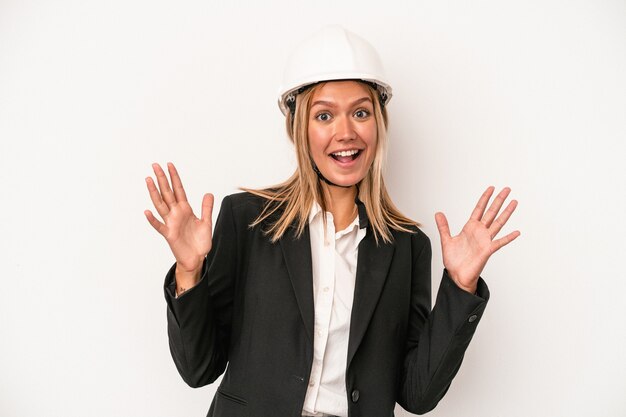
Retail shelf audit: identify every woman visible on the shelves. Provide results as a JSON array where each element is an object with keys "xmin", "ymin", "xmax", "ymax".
[{"xmin": 145, "ymin": 26, "xmax": 519, "ymax": 417}]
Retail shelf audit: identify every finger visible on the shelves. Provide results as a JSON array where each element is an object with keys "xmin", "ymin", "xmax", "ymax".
[
  {"xmin": 482, "ymin": 187, "xmax": 512, "ymax": 227},
  {"xmin": 489, "ymin": 199, "xmax": 518, "ymax": 238},
  {"xmin": 152, "ymin": 163, "xmax": 176, "ymax": 206},
  {"xmin": 491, "ymin": 230, "xmax": 521, "ymax": 252},
  {"xmin": 469, "ymin": 186, "xmax": 495, "ymax": 221},
  {"xmin": 201, "ymin": 193, "xmax": 214, "ymax": 225},
  {"xmin": 144, "ymin": 209, "xmax": 168, "ymax": 236},
  {"xmin": 145, "ymin": 176, "xmax": 170, "ymax": 218},
  {"xmin": 435, "ymin": 212, "xmax": 452, "ymax": 243},
  {"xmin": 167, "ymin": 162, "xmax": 189, "ymax": 203}
]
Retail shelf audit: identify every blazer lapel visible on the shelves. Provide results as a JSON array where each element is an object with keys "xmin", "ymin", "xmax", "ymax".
[
  {"xmin": 347, "ymin": 231, "xmax": 395, "ymax": 369},
  {"xmin": 279, "ymin": 224, "xmax": 315, "ymax": 344}
]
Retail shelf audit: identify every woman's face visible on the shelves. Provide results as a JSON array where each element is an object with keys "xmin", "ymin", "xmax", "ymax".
[{"xmin": 307, "ymin": 80, "xmax": 377, "ymax": 187}]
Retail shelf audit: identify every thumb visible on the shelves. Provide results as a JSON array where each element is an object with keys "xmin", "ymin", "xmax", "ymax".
[
  {"xmin": 201, "ymin": 193, "xmax": 215, "ymax": 226},
  {"xmin": 435, "ymin": 212, "xmax": 451, "ymax": 242}
]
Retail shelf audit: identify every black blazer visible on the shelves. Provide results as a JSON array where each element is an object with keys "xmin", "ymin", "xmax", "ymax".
[{"xmin": 163, "ymin": 192, "xmax": 489, "ymax": 417}]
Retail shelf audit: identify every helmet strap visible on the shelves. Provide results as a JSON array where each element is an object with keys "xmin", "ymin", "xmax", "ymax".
[{"xmin": 312, "ymin": 163, "xmax": 352, "ymax": 189}]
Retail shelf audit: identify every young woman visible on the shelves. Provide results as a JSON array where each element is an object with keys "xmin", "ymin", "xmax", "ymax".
[{"xmin": 145, "ymin": 26, "xmax": 519, "ymax": 417}]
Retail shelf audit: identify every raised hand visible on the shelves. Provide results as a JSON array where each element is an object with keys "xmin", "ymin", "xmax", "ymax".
[
  {"xmin": 435, "ymin": 186, "xmax": 520, "ymax": 294},
  {"xmin": 144, "ymin": 162, "xmax": 214, "ymax": 287}
]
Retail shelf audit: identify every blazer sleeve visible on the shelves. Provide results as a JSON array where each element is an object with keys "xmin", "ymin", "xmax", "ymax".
[
  {"xmin": 397, "ymin": 231, "xmax": 490, "ymax": 414},
  {"xmin": 163, "ymin": 195, "xmax": 238, "ymax": 388}
]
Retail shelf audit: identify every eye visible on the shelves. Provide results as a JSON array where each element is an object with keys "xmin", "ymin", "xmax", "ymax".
[
  {"xmin": 315, "ymin": 112, "xmax": 332, "ymax": 122},
  {"xmin": 354, "ymin": 109, "xmax": 371, "ymax": 119}
]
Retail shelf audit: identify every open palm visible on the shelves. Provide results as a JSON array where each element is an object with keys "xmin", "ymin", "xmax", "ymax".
[
  {"xmin": 435, "ymin": 186, "xmax": 520, "ymax": 293},
  {"xmin": 144, "ymin": 162, "xmax": 214, "ymax": 274}
]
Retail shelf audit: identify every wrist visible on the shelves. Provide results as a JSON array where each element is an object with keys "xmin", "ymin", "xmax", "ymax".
[
  {"xmin": 456, "ymin": 281, "xmax": 478, "ymax": 294},
  {"xmin": 175, "ymin": 264, "xmax": 202, "ymax": 292},
  {"xmin": 446, "ymin": 269, "xmax": 478, "ymax": 294}
]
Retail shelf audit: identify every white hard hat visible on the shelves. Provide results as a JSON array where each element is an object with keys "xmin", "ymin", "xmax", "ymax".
[{"xmin": 277, "ymin": 25, "xmax": 393, "ymax": 116}]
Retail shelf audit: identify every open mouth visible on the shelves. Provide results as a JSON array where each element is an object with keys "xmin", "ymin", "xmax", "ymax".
[{"xmin": 329, "ymin": 149, "xmax": 362, "ymax": 163}]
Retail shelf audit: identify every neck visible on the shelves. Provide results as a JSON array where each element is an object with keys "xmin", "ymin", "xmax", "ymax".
[{"xmin": 321, "ymin": 182, "xmax": 358, "ymax": 231}]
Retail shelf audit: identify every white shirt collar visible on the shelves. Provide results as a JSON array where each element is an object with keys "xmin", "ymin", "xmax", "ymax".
[
  {"xmin": 308, "ymin": 200, "xmax": 324, "ymax": 225},
  {"xmin": 308, "ymin": 200, "xmax": 361, "ymax": 236}
]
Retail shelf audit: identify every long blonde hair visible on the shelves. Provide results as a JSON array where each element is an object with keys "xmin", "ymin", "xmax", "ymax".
[{"xmin": 242, "ymin": 81, "xmax": 419, "ymax": 244}]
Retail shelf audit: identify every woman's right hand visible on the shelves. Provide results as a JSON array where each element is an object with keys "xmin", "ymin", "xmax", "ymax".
[{"xmin": 144, "ymin": 162, "xmax": 214, "ymax": 287}]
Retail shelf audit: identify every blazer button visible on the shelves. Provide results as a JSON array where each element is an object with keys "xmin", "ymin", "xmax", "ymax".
[
  {"xmin": 351, "ymin": 389, "xmax": 360, "ymax": 403},
  {"xmin": 468, "ymin": 314, "xmax": 478, "ymax": 323}
]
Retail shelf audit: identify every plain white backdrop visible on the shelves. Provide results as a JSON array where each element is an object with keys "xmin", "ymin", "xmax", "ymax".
[{"xmin": 1, "ymin": 1, "xmax": 625, "ymax": 416}]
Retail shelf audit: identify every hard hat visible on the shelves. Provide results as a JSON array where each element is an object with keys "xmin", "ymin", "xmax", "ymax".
[{"xmin": 277, "ymin": 25, "xmax": 393, "ymax": 116}]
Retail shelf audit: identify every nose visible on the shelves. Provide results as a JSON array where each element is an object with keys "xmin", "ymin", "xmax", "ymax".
[{"xmin": 334, "ymin": 115, "xmax": 356, "ymax": 141}]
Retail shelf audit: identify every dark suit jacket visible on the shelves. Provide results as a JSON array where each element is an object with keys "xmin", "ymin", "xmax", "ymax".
[{"xmin": 163, "ymin": 192, "xmax": 489, "ymax": 417}]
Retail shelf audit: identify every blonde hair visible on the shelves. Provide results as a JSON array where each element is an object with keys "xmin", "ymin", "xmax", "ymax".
[{"xmin": 242, "ymin": 81, "xmax": 419, "ymax": 244}]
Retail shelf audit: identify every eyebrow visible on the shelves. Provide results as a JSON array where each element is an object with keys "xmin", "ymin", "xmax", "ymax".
[{"xmin": 311, "ymin": 96, "xmax": 372, "ymax": 108}]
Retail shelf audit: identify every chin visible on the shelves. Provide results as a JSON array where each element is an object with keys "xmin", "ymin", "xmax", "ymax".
[{"xmin": 322, "ymin": 172, "xmax": 365, "ymax": 188}]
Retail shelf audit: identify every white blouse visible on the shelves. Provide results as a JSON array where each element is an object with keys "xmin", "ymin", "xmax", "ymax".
[{"xmin": 301, "ymin": 201, "xmax": 367, "ymax": 417}]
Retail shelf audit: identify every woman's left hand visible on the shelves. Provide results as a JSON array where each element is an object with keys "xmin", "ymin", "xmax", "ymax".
[{"xmin": 435, "ymin": 186, "xmax": 520, "ymax": 294}]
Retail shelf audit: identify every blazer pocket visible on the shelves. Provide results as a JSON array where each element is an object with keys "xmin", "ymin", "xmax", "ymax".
[{"xmin": 216, "ymin": 386, "xmax": 248, "ymax": 407}]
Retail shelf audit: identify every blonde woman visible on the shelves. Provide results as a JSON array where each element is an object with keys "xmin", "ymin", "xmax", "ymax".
[{"xmin": 145, "ymin": 26, "xmax": 519, "ymax": 417}]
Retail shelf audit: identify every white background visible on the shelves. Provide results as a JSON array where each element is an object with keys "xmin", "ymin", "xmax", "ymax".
[{"xmin": 1, "ymin": 1, "xmax": 625, "ymax": 416}]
